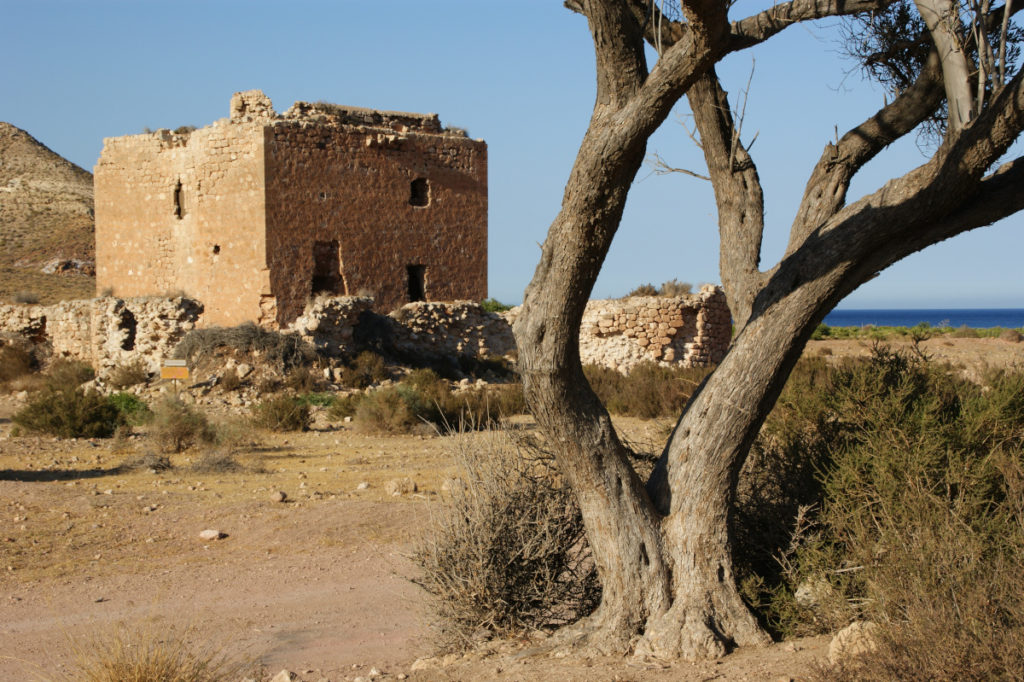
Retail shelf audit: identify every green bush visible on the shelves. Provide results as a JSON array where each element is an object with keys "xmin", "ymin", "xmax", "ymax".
[
  {"xmin": 13, "ymin": 387, "xmax": 122, "ymax": 438},
  {"xmin": 480, "ymin": 297, "xmax": 513, "ymax": 313},
  {"xmin": 250, "ymin": 395, "xmax": 311, "ymax": 432},
  {"xmin": 108, "ymin": 392, "xmax": 152, "ymax": 425},
  {"xmin": 735, "ymin": 349, "xmax": 1024, "ymax": 679},
  {"xmin": 150, "ymin": 397, "xmax": 217, "ymax": 453}
]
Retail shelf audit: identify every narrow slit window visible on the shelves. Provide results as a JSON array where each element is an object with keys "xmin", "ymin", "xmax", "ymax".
[
  {"xmin": 409, "ymin": 178, "xmax": 429, "ymax": 207},
  {"xmin": 407, "ymin": 264, "xmax": 426, "ymax": 302},
  {"xmin": 173, "ymin": 180, "xmax": 184, "ymax": 219}
]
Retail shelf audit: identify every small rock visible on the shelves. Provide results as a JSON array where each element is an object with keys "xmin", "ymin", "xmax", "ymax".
[
  {"xmin": 198, "ymin": 529, "xmax": 225, "ymax": 541},
  {"xmin": 236, "ymin": 363, "xmax": 253, "ymax": 379},
  {"xmin": 356, "ymin": 481, "xmax": 370, "ymax": 490},
  {"xmin": 368, "ymin": 667, "xmax": 382, "ymax": 678},
  {"xmin": 271, "ymin": 490, "xmax": 287, "ymax": 503},
  {"xmin": 385, "ymin": 477, "xmax": 417, "ymax": 496},
  {"xmin": 270, "ymin": 670, "xmax": 295, "ymax": 682},
  {"xmin": 828, "ymin": 620, "xmax": 880, "ymax": 665}
]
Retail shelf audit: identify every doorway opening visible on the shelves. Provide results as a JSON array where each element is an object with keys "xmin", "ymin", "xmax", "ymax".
[
  {"xmin": 312, "ymin": 241, "xmax": 343, "ymax": 295},
  {"xmin": 407, "ymin": 264, "xmax": 426, "ymax": 302}
]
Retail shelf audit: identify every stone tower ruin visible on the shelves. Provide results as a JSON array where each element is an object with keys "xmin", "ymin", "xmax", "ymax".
[{"xmin": 94, "ymin": 90, "xmax": 487, "ymax": 327}]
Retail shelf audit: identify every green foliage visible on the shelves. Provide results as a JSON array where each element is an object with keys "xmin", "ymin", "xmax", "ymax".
[
  {"xmin": 735, "ymin": 349, "xmax": 1024, "ymax": 678},
  {"xmin": 250, "ymin": 395, "xmax": 311, "ymax": 432},
  {"xmin": 415, "ymin": 430, "xmax": 599, "ymax": 649},
  {"xmin": 294, "ymin": 392, "xmax": 335, "ymax": 407},
  {"xmin": 150, "ymin": 397, "xmax": 217, "ymax": 453},
  {"xmin": 584, "ymin": 362, "xmax": 711, "ymax": 419},
  {"xmin": 107, "ymin": 392, "xmax": 151, "ymax": 425},
  {"xmin": 480, "ymin": 297, "xmax": 513, "ymax": 313},
  {"xmin": 13, "ymin": 387, "xmax": 122, "ymax": 438}
]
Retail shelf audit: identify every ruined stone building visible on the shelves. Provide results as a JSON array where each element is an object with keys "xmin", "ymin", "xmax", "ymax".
[{"xmin": 94, "ymin": 90, "xmax": 487, "ymax": 327}]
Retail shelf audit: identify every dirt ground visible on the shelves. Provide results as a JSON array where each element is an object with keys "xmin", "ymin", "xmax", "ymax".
[{"xmin": 1, "ymin": 335, "xmax": 1021, "ymax": 681}]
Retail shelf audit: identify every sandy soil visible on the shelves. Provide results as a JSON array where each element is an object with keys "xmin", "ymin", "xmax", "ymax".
[{"xmin": 2, "ymin": 335, "xmax": 1020, "ymax": 681}]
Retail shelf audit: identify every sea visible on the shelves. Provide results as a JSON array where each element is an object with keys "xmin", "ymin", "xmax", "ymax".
[{"xmin": 824, "ymin": 308, "xmax": 1024, "ymax": 329}]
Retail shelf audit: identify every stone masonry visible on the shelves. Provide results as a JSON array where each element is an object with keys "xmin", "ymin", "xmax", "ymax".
[
  {"xmin": 0, "ymin": 286, "xmax": 730, "ymax": 379},
  {"xmin": 94, "ymin": 90, "xmax": 487, "ymax": 328}
]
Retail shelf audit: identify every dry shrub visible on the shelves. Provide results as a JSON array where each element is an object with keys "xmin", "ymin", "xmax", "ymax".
[
  {"xmin": 348, "ymin": 370, "xmax": 526, "ymax": 433},
  {"xmin": 584, "ymin": 362, "xmax": 711, "ymax": 419},
  {"xmin": 45, "ymin": 358, "xmax": 95, "ymax": 389},
  {"xmin": 415, "ymin": 429, "xmax": 599, "ymax": 649},
  {"xmin": 338, "ymin": 350, "xmax": 390, "ymax": 388},
  {"xmin": 0, "ymin": 343, "xmax": 36, "ymax": 384},
  {"xmin": 150, "ymin": 397, "xmax": 217, "ymax": 453},
  {"xmin": 284, "ymin": 365, "xmax": 322, "ymax": 393},
  {"xmin": 658, "ymin": 278, "xmax": 692, "ymax": 297},
  {"xmin": 51, "ymin": 622, "xmax": 252, "ymax": 682},
  {"xmin": 217, "ymin": 368, "xmax": 241, "ymax": 392},
  {"xmin": 737, "ymin": 349, "xmax": 1024, "ymax": 679},
  {"xmin": 174, "ymin": 322, "xmax": 315, "ymax": 372},
  {"xmin": 250, "ymin": 395, "xmax": 311, "ymax": 432},
  {"xmin": 13, "ymin": 291, "xmax": 39, "ymax": 304},
  {"xmin": 1000, "ymin": 327, "xmax": 1022, "ymax": 343},
  {"xmin": 625, "ymin": 282, "xmax": 658, "ymax": 297},
  {"xmin": 106, "ymin": 359, "xmax": 150, "ymax": 389},
  {"xmin": 951, "ymin": 323, "xmax": 979, "ymax": 338}
]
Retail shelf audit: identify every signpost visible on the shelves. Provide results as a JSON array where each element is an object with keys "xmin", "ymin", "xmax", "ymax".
[{"xmin": 161, "ymin": 358, "xmax": 189, "ymax": 396}]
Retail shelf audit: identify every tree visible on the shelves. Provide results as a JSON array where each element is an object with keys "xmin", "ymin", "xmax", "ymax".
[{"xmin": 512, "ymin": 0, "xmax": 1024, "ymax": 661}]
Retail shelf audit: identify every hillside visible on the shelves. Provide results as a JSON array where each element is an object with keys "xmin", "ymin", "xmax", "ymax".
[{"xmin": 0, "ymin": 122, "xmax": 95, "ymax": 302}]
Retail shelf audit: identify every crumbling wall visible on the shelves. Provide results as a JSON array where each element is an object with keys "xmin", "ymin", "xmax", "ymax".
[
  {"xmin": 0, "ymin": 297, "xmax": 202, "ymax": 376},
  {"xmin": 388, "ymin": 301, "xmax": 516, "ymax": 359},
  {"xmin": 289, "ymin": 296, "xmax": 375, "ymax": 357}
]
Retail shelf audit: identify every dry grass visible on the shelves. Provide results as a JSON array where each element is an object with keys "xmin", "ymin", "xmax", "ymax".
[{"xmin": 45, "ymin": 622, "xmax": 255, "ymax": 682}]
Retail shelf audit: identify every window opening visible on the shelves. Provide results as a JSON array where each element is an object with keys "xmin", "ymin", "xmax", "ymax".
[
  {"xmin": 119, "ymin": 309, "xmax": 137, "ymax": 351},
  {"xmin": 173, "ymin": 180, "xmax": 184, "ymax": 219},
  {"xmin": 212, "ymin": 244, "xmax": 220, "ymax": 255},
  {"xmin": 312, "ymin": 240, "xmax": 343, "ymax": 295},
  {"xmin": 407, "ymin": 264, "xmax": 426, "ymax": 302},
  {"xmin": 409, "ymin": 178, "xmax": 430, "ymax": 207}
]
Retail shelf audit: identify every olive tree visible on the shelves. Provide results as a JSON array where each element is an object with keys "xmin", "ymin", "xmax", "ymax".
[{"xmin": 512, "ymin": 0, "xmax": 1024, "ymax": 660}]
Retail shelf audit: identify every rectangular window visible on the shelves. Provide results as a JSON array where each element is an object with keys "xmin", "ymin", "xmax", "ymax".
[{"xmin": 407, "ymin": 264, "xmax": 426, "ymax": 302}]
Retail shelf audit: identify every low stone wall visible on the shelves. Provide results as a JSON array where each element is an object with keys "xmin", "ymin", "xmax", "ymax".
[
  {"xmin": 0, "ymin": 296, "xmax": 203, "ymax": 376},
  {"xmin": 0, "ymin": 287, "xmax": 731, "ymax": 377},
  {"xmin": 578, "ymin": 285, "xmax": 731, "ymax": 373}
]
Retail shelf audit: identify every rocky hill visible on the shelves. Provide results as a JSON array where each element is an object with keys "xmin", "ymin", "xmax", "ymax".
[{"xmin": 0, "ymin": 122, "xmax": 95, "ymax": 302}]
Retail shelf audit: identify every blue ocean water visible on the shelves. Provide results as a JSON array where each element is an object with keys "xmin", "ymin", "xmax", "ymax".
[{"xmin": 824, "ymin": 309, "xmax": 1024, "ymax": 329}]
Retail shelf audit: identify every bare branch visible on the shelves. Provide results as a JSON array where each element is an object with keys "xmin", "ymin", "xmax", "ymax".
[
  {"xmin": 786, "ymin": 48, "xmax": 946, "ymax": 253},
  {"xmin": 730, "ymin": 0, "xmax": 893, "ymax": 51},
  {"xmin": 914, "ymin": 0, "xmax": 974, "ymax": 130},
  {"xmin": 647, "ymin": 151, "xmax": 712, "ymax": 180}
]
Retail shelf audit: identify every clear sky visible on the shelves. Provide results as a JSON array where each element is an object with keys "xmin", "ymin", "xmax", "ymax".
[{"xmin": 2, "ymin": 0, "xmax": 1022, "ymax": 309}]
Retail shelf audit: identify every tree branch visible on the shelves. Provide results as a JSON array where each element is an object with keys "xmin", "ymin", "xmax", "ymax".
[
  {"xmin": 730, "ymin": 0, "xmax": 892, "ymax": 51},
  {"xmin": 688, "ymin": 70, "xmax": 767, "ymax": 327},
  {"xmin": 786, "ymin": 48, "xmax": 946, "ymax": 253}
]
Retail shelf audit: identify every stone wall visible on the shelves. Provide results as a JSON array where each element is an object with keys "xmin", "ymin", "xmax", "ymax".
[
  {"xmin": 577, "ymin": 285, "xmax": 731, "ymax": 373},
  {"xmin": 0, "ymin": 297, "xmax": 202, "ymax": 376},
  {"xmin": 0, "ymin": 287, "xmax": 731, "ymax": 378}
]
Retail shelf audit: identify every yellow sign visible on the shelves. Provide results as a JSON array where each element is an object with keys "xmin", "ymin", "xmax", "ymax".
[{"xmin": 161, "ymin": 359, "xmax": 189, "ymax": 380}]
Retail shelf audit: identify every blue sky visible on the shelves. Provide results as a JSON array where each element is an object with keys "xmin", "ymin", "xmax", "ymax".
[{"xmin": 3, "ymin": 0, "xmax": 1022, "ymax": 309}]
